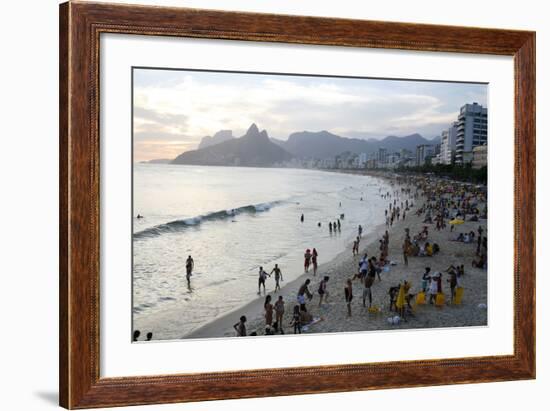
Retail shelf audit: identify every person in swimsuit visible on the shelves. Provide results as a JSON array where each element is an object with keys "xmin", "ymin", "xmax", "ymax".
[
  {"xmin": 345, "ymin": 279, "xmax": 353, "ymax": 317},
  {"xmin": 318, "ymin": 276, "xmax": 329, "ymax": 306},
  {"xmin": 185, "ymin": 255, "xmax": 194, "ymax": 283},
  {"xmin": 270, "ymin": 264, "xmax": 283, "ymax": 291},
  {"xmin": 312, "ymin": 248, "xmax": 319, "ymax": 276},
  {"xmin": 304, "ymin": 249, "xmax": 312, "ymax": 273},
  {"xmin": 274, "ymin": 296, "xmax": 285, "ymax": 334},
  {"xmin": 233, "ymin": 315, "xmax": 247, "ymax": 337},
  {"xmin": 258, "ymin": 266, "xmax": 270, "ymax": 295},
  {"xmin": 300, "ymin": 213, "xmax": 304, "ymax": 223},
  {"xmin": 362, "ymin": 258, "xmax": 376, "ymax": 308},
  {"xmin": 264, "ymin": 295, "xmax": 274, "ymax": 329},
  {"xmin": 297, "ymin": 279, "xmax": 313, "ymax": 312}
]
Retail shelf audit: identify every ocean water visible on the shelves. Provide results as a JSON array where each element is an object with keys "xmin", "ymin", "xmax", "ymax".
[{"xmin": 133, "ymin": 164, "xmax": 389, "ymax": 339}]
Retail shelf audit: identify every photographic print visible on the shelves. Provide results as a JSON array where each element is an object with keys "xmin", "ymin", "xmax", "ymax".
[{"xmin": 131, "ymin": 68, "xmax": 488, "ymax": 342}]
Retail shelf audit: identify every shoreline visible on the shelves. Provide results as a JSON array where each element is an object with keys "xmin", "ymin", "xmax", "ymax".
[{"xmin": 186, "ymin": 220, "xmax": 388, "ymax": 339}]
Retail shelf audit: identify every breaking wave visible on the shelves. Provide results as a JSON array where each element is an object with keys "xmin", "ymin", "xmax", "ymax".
[{"xmin": 133, "ymin": 201, "xmax": 283, "ymax": 240}]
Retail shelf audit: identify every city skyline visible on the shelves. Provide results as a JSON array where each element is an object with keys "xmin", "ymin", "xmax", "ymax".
[{"xmin": 133, "ymin": 68, "xmax": 487, "ymax": 162}]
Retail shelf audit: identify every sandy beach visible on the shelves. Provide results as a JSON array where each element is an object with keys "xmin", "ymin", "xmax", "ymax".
[{"xmin": 187, "ymin": 174, "xmax": 488, "ymax": 339}]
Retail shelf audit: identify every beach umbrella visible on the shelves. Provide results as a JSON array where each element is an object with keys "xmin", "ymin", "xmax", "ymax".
[{"xmin": 449, "ymin": 219, "xmax": 465, "ymax": 225}]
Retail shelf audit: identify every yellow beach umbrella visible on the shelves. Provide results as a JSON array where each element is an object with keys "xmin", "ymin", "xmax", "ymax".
[{"xmin": 449, "ymin": 219, "xmax": 465, "ymax": 225}]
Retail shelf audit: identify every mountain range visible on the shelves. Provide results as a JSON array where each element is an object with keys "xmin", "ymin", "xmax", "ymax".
[
  {"xmin": 272, "ymin": 130, "xmax": 435, "ymax": 159},
  {"xmin": 170, "ymin": 125, "xmax": 439, "ymax": 167},
  {"xmin": 197, "ymin": 130, "xmax": 234, "ymax": 149}
]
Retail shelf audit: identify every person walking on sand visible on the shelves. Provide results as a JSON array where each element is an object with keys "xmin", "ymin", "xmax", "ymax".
[
  {"xmin": 297, "ymin": 279, "xmax": 313, "ymax": 312},
  {"xmin": 363, "ymin": 260, "xmax": 376, "ymax": 308},
  {"xmin": 312, "ymin": 248, "xmax": 319, "ymax": 276},
  {"xmin": 318, "ymin": 276, "xmax": 329, "ymax": 306},
  {"xmin": 270, "ymin": 264, "xmax": 283, "ymax": 291},
  {"xmin": 345, "ymin": 279, "xmax": 353, "ymax": 317},
  {"xmin": 233, "ymin": 315, "xmax": 247, "ymax": 337},
  {"xmin": 304, "ymin": 249, "xmax": 312, "ymax": 272},
  {"xmin": 274, "ymin": 296, "xmax": 285, "ymax": 334},
  {"xmin": 358, "ymin": 225, "xmax": 363, "ymax": 238},
  {"xmin": 352, "ymin": 239, "xmax": 359, "ymax": 256},
  {"xmin": 402, "ymin": 238, "xmax": 409, "ymax": 266},
  {"xmin": 258, "ymin": 266, "xmax": 270, "ymax": 295},
  {"xmin": 422, "ymin": 267, "xmax": 431, "ymax": 293},
  {"xmin": 264, "ymin": 295, "xmax": 274, "ymax": 329},
  {"xmin": 185, "ymin": 255, "xmax": 194, "ymax": 283}
]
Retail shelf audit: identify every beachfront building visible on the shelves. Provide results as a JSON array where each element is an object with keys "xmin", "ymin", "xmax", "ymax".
[
  {"xmin": 358, "ymin": 152, "xmax": 368, "ymax": 167},
  {"xmin": 377, "ymin": 147, "xmax": 388, "ymax": 165},
  {"xmin": 472, "ymin": 144, "xmax": 488, "ymax": 169},
  {"xmin": 416, "ymin": 144, "xmax": 435, "ymax": 166},
  {"xmin": 440, "ymin": 122, "xmax": 458, "ymax": 165},
  {"xmin": 455, "ymin": 102, "xmax": 488, "ymax": 164}
]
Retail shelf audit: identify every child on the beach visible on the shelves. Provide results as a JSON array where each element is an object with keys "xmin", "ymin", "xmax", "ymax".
[
  {"xmin": 290, "ymin": 305, "xmax": 302, "ymax": 334},
  {"xmin": 233, "ymin": 315, "xmax": 247, "ymax": 337},
  {"xmin": 318, "ymin": 276, "xmax": 329, "ymax": 306}
]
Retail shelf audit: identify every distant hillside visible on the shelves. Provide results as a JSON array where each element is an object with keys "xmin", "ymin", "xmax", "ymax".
[
  {"xmin": 198, "ymin": 130, "xmax": 234, "ymax": 149},
  {"xmin": 172, "ymin": 124, "xmax": 293, "ymax": 167},
  {"xmin": 275, "ymin": 131, "xmax": 432, "ymax": 159},
  {"xmin": 144, "ymin": 158, "xmax": 172, "ymax": 164}
]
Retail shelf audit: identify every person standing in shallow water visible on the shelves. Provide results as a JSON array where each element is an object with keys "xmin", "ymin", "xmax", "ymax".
[
  {"xmin": 312, "ymin": 248, "xmax": 319, "ymax": 276},
  {"xmin": 258, "ymin": 266, "xmax": 270, "ymax": 295},
  {"xmin": 185, "ymin": 255, "xmax": 194, "ymax": 283},
  {"xmin": 300, "ymin": 213, "xmax": 304, "ymax": 223},
  {"xmin": 270, "ymin": 264, "xmax": 283, "ymax": 291},
  {"xmin": 304, "ymin": 249, "xmax": 312, "ymax": 272}
]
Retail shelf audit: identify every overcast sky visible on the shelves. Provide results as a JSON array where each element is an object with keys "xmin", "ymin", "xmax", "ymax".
[{"xmin": 133, "ymin": 68, "xmax": 487, "ymax": 161}]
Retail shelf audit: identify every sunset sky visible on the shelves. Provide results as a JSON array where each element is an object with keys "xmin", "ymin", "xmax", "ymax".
[{"xmin": 133, "ymin": 68, "xmax": 487, "ymax": 162}]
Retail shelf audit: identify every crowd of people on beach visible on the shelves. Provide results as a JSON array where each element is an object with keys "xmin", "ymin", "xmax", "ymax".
[{"xmin": 226, "ymin": 173, "xmax": 488, "ymax": 337}]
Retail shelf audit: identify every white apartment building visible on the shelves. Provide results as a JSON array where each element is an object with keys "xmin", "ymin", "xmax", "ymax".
[
  {"xmin": 416, "ymin": 144, "xmax": 435, "ymax": 166},
  {"xmin": 455, "ymin": 102, "xmax": 488, "ymax": 164},
  {"xmin": 440, "ymin": 122, "xmax": 458, "ymax": 164}
]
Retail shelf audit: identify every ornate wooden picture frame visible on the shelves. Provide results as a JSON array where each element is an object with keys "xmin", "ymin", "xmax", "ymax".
[{"xmin": 59, "ymin": 1, "xmax": 535, "ymax": 408}]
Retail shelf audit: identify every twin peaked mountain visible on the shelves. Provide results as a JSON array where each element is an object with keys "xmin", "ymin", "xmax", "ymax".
[
  {"xmin": 173, "ymin": 124, "xmax": 292, "ymax": 167},
  {"xmin": 171, "ymin": 123, "xmax": 435, "ymax": 167}
]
